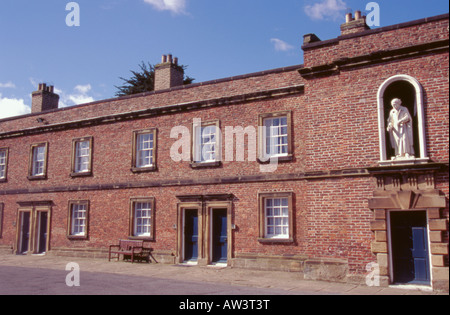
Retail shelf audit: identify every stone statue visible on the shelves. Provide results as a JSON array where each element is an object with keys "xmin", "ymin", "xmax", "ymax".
[{"xmin": 387, "ymin": 98, "xmax": 415, "ymax": 159}]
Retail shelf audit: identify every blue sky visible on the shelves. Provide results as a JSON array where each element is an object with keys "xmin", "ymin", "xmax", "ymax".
[{"xmin": 0, "ymin": 0, "xmax": 448, "ymax": 119}]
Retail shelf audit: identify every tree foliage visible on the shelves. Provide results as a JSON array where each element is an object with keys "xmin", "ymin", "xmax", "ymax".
[{"xmin": 115, "ymin": 61, "xmax": 194, "ymax": 97}]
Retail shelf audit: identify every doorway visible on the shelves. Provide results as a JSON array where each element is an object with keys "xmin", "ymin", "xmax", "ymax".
[
  {"xmin": 18, "ymin": 212, "xmax": 31, "ymax": 255},
  {"xmin": 211, "ymin": 209, "xmax": 228, "ymax": 263},
  {"xmin": 36, "ymin": 211, "xmax": 48, "ymax": 254},
  {"xmin": 390, "ymin": 211, "xmax": 431, "ymax": 285},
  {"xmin": 176, "ymin": 197, "xmax": 232, "ymax": 266},
  {"xmin": 184, "ymin": 209, "xmax": 199, "ymax": 262},
  {"xmin": 15, "ymin": 202, "xmax": 52, "ymax": 255}
]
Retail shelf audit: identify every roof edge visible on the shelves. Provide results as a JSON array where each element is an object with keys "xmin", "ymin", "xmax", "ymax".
[
  {"xmin": 0, "ymin": 64, "xmax": 303, "ymax": 124},
  {"xmin": 302, "ymin": 12, "xmax": 449, "ymax": 51}
]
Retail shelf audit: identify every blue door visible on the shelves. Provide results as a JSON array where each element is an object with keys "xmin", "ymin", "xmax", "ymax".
[
  {"xmin": 212, "ymin": 209, "xmax": 227, "ymax": 263},
  {"xmin": 391, "ymin": 211, "xmax": 430, "ymax": 285},
  {"xmin": 184, "ymin": 210, "xmax": 198, "ymax": 261},
  {"xmin": 37, "ymin": 212, "xmax": 48, "ymax": 254},
  {"xmin": 20, "ymin": 212, "xmax": 31, "ymax": 254}
]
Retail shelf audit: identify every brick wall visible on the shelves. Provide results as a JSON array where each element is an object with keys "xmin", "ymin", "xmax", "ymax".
[{"xmin": 303, "ymin": 14, "xmax": 449, "ymax": 68}]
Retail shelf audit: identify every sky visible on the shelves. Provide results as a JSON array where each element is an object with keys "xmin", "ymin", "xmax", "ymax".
[{"xmin": 0, "ymin": 0, "xmax": 448, "ymax": 119}]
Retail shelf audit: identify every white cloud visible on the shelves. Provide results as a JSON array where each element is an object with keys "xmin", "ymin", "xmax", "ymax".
[
  {"xmin": 304, "ymin": 0, "xmax": 347, "ymax": 21},
  {"xmin": 69, "ymin": 94, "xmax": 95, "ymax": 106},
  {"xmin": 143, "ymin": 0, "xmax": 187, "ymax": 14},
  {"xmin": 74, "ymin": 84, "xmax": 92, "ymax": 95},
  {"xmin": 270, "ymin": 38, "xmax": 295, "ymax": 52},
  {"xmin": 0, "ymin": 81, "xmax": 16, "ymax": 89},
  {"xmin": 0, "ymin": 93, "xmax": 30, "ymax": 119},
  {"xmin": 56, "ymin": 84, "xmax": 95, "ymax": 108}
]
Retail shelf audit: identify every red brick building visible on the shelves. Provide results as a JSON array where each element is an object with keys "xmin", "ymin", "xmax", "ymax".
[{"xmin": 1, "ymin": 12, "xmax": 448, "ymax": 291}]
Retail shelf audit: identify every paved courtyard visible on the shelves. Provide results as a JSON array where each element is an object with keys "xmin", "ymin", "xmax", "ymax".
[{"xmin": 0, "ymin": 254, "xmax": 443, "ymax": 296}]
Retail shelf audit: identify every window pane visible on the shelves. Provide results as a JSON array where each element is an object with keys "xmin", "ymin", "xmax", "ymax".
[
  {"xmin": 32, "ymin": 146, "xmax": 45, "ymax": 175},
  {"xmin": 0, "ymin": 150, "xmax": 5, "ymax": 178},
  {"xmin": 264, "ymin": 197, "xmax": 289, "ymax": 238},
  {"xmin": 263, "ymin": 116, "xmax": 289, "ymax": 158},
  {"xmin": 71, "ymin": 204, "xmax": 87, "ymax": 236},
  {"xmin": 134, "ymin": 201, "xmax": 152, "ymax": 236},
  {"xmin": 136, "ymin": 133, "xmax": 154, "ymax": 167},
  {"xmin": 74, "ymin": 141, "xmax": 91, "ymax": 173},
  {"xmin": 199, "ymin": 125, "xmax": 217, "ymax": 162}
]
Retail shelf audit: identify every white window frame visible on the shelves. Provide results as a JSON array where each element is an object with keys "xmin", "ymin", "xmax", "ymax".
[
  {"xmin": 131, "ymin": 129, "xmax": 157, "ymax": 172},
  {"xmin": 32, "ymin": 146, "xmax": 45, "ymax": 176},
  {"xmin": 75, "ymin": 141, "xmax": 90, "ymax": 173},
  {"xmin": 258, "ymin": 111, "xmax": 292, "ymax": 162},
  {"xmin": 264, "ymin": 197, "xmax": 290, "ymax": 239},
  {"xmin": 258, "ymin": 192, "xmax": 294, "ymax": 243},
  {"xmin": 67, "ymin": 200, "xmax": 89, "ymax": 239},
  {"xmin": 71, "ymin": 137, "xmax": 93, "ymax": 176},
  {"xmin": 28, "ymin": 143, "xmax": 48, "ymax": 179},
  {"xmin": 0, "ymin": 148, "xmax": 8, "ymax": 181},
  {"xmin": 136, "ymin": 133, "xmax": 155, "ymax": 168},
  {"xmin": 192, "ymin": 120, "xmax": 221, "ymax": 166},
  {"xmin": 262, "ymin": 116, "xmax": 289, "ymax": 159},
  {"xmin": 134, "ymin": 202, "xmax": 152, "ymax": 237},
  {"xmin": 71, "ymin": 204, "xmax": 87, "ymax": 236},
  {"xmin": 130, "ymin": 198, "xmax": 155, "ymax": 240}
]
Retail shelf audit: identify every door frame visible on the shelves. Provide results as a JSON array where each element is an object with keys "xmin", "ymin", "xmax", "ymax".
[
  {"xmin": 176, "ymin": 202, "xmax": 203, "ymax": 264},
  {"xmin": 183, "ymin": 208, "xmax": 200, "ymax": 263},
  {"xmin": 36, "ymin": 210, "xmax": 49, "ymax": 254},
  {"xmin": 205, "ymin": 201, "xmax": 232, "ymax": 266},
  {"xmin": 387, "ymin": 209, "xmax": 432, "ymax": 285},
  {"xmin": 17, "ymin": 209, "xmax": 32, "ymax": 255},
  {"xmin": 15, "ymin": 202, "xmax": 52, "ymax": 255}
]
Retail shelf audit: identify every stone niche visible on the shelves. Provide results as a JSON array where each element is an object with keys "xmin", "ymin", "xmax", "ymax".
[
  {"xmin": 377, "ymin": 75, "xmax": 429, "ymax": 166},
  {"xmin": 368, "ymin": 163, "xmax": 448, "ymax": 292}
]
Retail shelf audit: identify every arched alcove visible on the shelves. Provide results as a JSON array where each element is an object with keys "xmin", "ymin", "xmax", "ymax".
[{"xmin": 377, "ymin": 75, "xmax": 428, "ymax": 165}]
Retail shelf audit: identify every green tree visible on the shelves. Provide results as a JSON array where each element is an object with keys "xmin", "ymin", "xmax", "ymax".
[{"xmin": 115, "ymin": 61, "xmax": 194, "ymax": 97}]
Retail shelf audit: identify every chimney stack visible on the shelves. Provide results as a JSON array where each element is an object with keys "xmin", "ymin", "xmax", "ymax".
[
  {"xmin": 340, "ymin": 10, "xmax": 370, "ymax": 36},
  {"xmin": 31, "ymin": 83, "xmax": 59, "ymax": 113},
  {"xmin": 154, "ymin": 54, "xmax": 184, "ymax": 91}
]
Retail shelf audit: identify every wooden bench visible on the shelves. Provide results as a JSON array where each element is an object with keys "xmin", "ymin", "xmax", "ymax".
[{"xmin": 108, "ymin": 240, "xmax": 145, "ymax": 264}]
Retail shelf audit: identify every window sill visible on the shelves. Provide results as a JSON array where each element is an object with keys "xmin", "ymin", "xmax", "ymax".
[
  {"xmin": 67, "ymin": 235, "xmax": 88, "ymax": 240},
  {"xmin": 128, "ymin": 236, "xmax": 154, "ymax": 242},
  {"xmin": 190, "ymin": 161, "xmax": 222, "ymax": 169},
  {"xmin": 70, "ymin": 171, "xmax": 92, "ymax": 178},
  {"xmin": 131, "ymin": 166, "xmax": 157, "ymax": 173},
  {"xmin": 27, "ymin": 174, "xmax": 47, "ymax": 181},
  {"xmin": 258, "ymin": 237, "xmax": 294, "ymax": 244},
  {"xmin": 257, "ymin": 154, "xmax": 293, "ymax": 164},
  {"xmin": 0, "ymin": 178, "xmax": 6, "ymax": 183}
]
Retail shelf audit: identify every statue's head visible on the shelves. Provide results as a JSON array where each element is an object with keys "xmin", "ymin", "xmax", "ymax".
[{"xmin": 391, "ymin": 98, "xmax": 402, "ymax": 110}]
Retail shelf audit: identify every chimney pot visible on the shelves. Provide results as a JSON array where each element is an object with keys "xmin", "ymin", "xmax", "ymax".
[
  {"xmin": 167, "ymin": 54, "xmax": 173, "ymax": 63},
  {"xmin": 345, "ymin": 13, "xmax": 353, "ymax": 23},
  {"xmin": 162, "ymin": 55, "xmax": 167, "ymax": 63},
  {"xmin": 341, "ymin": 9, "xmax": 370, "ymax": 35}
]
